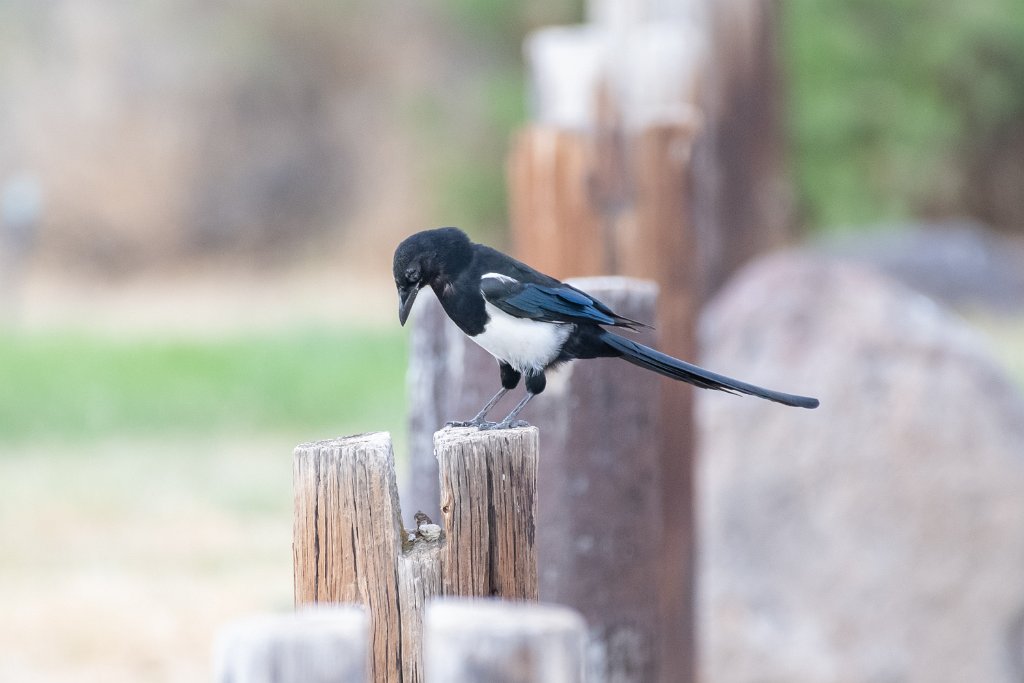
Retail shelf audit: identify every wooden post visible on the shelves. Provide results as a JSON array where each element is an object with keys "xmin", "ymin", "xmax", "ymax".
[
  {"xmin": 436, "ymin": 428, "xmax": 539, "ymax": 599},
  {"xmin": 213, "ymin": 607, "xmax": 368, "ymax": 683},
  {"xmin": 508, "ymin": 14, "xmax": 709, "ymax": 681},
  {"xmin": 293, "ymin": 433, "xmax": 407, "ymax": 681},
  {"xmin": 425, "ymin": 599, "xmax": 586, "ymax": 683},
  {"xmin": 532, "ymin": 278, "xmax": 666, "ymax": 681},
  {"xmin": 507, "ymin": 129, "xmax": 696, "ymax": 683},
  {"xmin": 293, "ymin": 428, "xmax": 539, "ymax": 683},
  {"xmin": 404, "ymin": 279, "xmax": 674, "ymax": 681},
  {"xmin": 695, "ymin": 0, "xmax": 794, "ymax": 296}
]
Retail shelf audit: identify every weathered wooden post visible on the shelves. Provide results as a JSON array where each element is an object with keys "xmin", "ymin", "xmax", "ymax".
[
  {"xmin": 425, "ymin": 599, "xmax": 586, "ymax": 683},
  {"xmin": 509, "ymin": 10, "xmax": 704, "ymax": 681},
  {"xmin": 213, "ymin": 607, "xmax": 368, "ymax": 683},
  {"xmin": 404, "ymin": 280, "xmax": 672, "ymax": 681},
  {"xmin": 293, "ymin": 427, "xmax": 538, "ymax": 683},
  {"xmin": 529, "ymin": 278, "xmax": 666, "ymax": 681}
]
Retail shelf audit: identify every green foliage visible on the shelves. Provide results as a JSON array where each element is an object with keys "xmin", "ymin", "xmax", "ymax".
[
  {"xmin": 0, "ymin": 328, "xmax": 406, "ymax": 445},
  {"xmin": 782, "ymin": 0, "xmax": 1024, "ymax": 231}
]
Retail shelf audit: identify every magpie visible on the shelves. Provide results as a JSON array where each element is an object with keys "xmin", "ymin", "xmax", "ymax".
[{"xmin": 393, "ymin": 227, "xmax": 819, "ymax": 430}]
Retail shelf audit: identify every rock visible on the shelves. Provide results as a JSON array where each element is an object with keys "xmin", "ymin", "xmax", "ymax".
[
  {"xmin": 697, "ymin": 251, "xmax": 1024, "ymax": 683},
  {"xmin": 820, "ymin": 220, "xmax": 1024, "ymax": 312}
]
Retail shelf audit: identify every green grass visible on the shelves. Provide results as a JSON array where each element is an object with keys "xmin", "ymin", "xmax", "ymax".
[{"xmin": 0, "ymin": 326, "xmax": 407, "ymax": 445}]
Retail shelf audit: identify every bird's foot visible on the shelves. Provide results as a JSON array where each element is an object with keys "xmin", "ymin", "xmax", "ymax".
[
  {"xmin": 478, "ymin": 419, "xmax": 530, "ymax": 431},
  {"xmin": 444, "ymin": 419, "xmax": 497, "ymax": 429}
]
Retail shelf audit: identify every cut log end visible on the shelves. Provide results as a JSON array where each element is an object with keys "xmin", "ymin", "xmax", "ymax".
[
  {"xmin": 433, "ymin": 424, "xmax": 539, "ymax": 446},
  {"xmin": 295, "ymin": 431, "xmax": 392, "ymax": 453},
  {"xmin": 425, "ymin": 599, "xmax": 586, "ymax": 683},
  {"xmin": 214, "ymin": 607, "xmax": 369, "ymax": 683}
]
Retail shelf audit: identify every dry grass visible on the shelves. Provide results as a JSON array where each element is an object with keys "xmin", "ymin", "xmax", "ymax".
[{"xmin": 0, "ymin": 436, "xmax": 302, "ymax": 683}]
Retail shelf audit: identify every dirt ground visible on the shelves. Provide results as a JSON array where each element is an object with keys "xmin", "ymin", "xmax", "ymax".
[{"xmin": 7, "ymin": 258, "xmax": 396, "ymax": 336}]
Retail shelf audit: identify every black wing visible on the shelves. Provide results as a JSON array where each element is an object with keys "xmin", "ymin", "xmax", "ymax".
[{"xmin": 480, "ymin": 275, "xmax": 650, "ymax": 330}]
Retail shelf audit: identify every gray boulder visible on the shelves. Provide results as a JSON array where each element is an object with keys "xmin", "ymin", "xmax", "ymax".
[
  {"xmin": 820, "ymin": 220, "xmax": 1024, "ymax": 312},
  {"xmin": 698, "ymin": 251, "xmax": 1024, "ymax": 683}
]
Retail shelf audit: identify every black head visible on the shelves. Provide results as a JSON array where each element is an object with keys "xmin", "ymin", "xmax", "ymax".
[{"xmin": 393, "ymin": 227, "xmax": 473, "ymax": 325}]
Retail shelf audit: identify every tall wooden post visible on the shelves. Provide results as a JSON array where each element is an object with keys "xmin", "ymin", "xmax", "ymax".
[
  {"xmin": 508, "ymin": 127, "xmax": 698, "ymax": 683},
  {"xmin": 696, "ymin": 0, "xmax": 794, "ymax": 296},
  {"xmin": 404, "ymin": 279, "xmax": 680, "ymax": 681},
  {"xmin": 507, "ymin": 5, "xmax": 746, "ymax": 680},
  {"xmin": 293, "ymin": 428, "xmax": 538, "ymax": 683},
  {"xmin": 530, "ymin": 278, "xmax": 667, "ymax": 681}
]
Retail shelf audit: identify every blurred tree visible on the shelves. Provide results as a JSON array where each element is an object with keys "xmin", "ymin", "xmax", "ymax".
[
  {"xmin": 783, "ymin": 0, "xmax": 1024, "ymax": 233},
  {"xmin": 0, "ymin": 0, "xmax": 584, "ymax": 271}
]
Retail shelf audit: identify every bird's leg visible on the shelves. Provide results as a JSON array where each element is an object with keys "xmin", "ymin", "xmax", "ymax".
[
  {"xmin": 479, "ymin": 392, "xmax": 534, "ymax": 430},
  {"xmin": 445, "ymin": 387, "xmax": 509, "ymax": 428}
]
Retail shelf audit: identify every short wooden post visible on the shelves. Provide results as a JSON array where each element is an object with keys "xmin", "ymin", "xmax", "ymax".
[
  {"xmin": 293, "ymin": 427, "xmax": 539, "ymax": 683},
  {"xmin": 213, "ymin": 607, "xmax": 368, "ymax": 683},
  {"xmin": 293, "ymin": 433, "xmax": 407, "ymax": 681},
  {"xmin": 437, "ymin": 428, "xmax": 538, "ymax": 599},
  {"xmin": 425, "ymin": 599, "xmax": 586, "ymax": 683}
]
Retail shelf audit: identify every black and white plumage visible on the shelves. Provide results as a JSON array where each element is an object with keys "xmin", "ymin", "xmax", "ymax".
[{"xmin": 393, "ymin": 227, "xmax": 819, "ymax": 429}]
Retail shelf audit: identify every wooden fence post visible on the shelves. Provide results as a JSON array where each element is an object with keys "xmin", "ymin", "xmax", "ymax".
[
  {"xmin": 293, "ymin": 427, "xmax": 539, "ymax": 683},
  {"xmin": 436, "ymin": 428, "xmax": 539, "ymax": 599},
  {"xmin": 404, "ymin": 279, "xmax": 672, "ymax": 681},
  {"xmin": 213, "ymin": 607, "xmax": 368, "ymax": 683},
  {"xmin": 425, "ymin": 599, "xmax": 586, "ymax": 683},
  {"xmin": 509, "ymin": 15, "xmax": 706, "ymax": 681},
  {"xmin": 531, "ymin": 278, "xmax": 666, "ymax": 681}
]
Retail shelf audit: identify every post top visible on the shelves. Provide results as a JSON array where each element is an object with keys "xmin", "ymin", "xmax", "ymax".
[
  {"xmin": 433, "ymin": 425, "xmax": 539, "ymax": 448},
  {"xmin": 295, "ymin": 431, "xmax": 392, "ymax": 452}
]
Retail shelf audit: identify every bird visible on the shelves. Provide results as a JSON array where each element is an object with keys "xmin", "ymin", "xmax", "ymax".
[{"xmin": 393, "ymin": 227, "xmax": 819, "ymax": 430}]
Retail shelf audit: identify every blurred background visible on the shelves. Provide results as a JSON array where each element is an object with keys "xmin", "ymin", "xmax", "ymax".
[{"xmin": 1, "ymin": 0, "xmax": 1023, "ymax": 681}]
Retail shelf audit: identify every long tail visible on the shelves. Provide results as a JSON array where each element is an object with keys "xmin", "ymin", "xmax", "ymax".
[{"xmin": 599, "ymin": 330, "xmax": 819, "ymax": 409}]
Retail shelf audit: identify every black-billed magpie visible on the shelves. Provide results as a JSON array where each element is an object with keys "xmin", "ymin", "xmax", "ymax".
[{"xmin": 394, "ymin": 227, "xmax": 819, "ymax": 429}]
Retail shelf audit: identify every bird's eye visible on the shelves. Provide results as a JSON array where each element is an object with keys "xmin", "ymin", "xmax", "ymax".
[{"xmin": 405, "ymin": 267, "xmax": 420, "ymax": 282}]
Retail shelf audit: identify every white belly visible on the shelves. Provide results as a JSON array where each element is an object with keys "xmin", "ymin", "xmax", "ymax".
[{"xmin": 471, "ymin": 302, "xmax": 572, "ymax": 374}]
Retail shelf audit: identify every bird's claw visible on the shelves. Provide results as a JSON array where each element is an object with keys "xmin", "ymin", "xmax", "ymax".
[
  {"xmin": 478, "ymin": 419, "xmax": 530, "ymax": 431},
  {"xmin": 445, "ymin": 419, "xmax": 497, "ymax": 429}
]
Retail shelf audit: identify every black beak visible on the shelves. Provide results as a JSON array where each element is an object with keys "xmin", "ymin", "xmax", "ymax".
[{"xmin": 398, "ymin": 286, "xmax": 419, "ymax": 326}]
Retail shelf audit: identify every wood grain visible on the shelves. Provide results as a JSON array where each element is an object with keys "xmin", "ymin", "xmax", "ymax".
[
  {"xmin": 293, "ymin": 433, "xmax": 405, "ymax": 681},
  {"xmin": 437, "ymin": 427, "xmax": 539, "ymax": 601},
  {"xmin": 397, "ymin": 540, "xmax": 442, "ymax": 682},
  {"xmin": 294, "ymin": 428, "xmax": 540, "ymax": 682}
]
